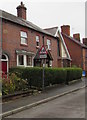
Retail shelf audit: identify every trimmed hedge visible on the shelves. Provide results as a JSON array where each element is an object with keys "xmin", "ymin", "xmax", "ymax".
[
  {"xmin": 66, "ymin": 68, "xmax": 82, "ymax": 84},
  {"xmin": 10, "ymin": 67, "xmax": 82, "ymax": 89}
]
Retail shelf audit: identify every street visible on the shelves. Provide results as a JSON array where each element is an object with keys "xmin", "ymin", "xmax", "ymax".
[{"xmin": 6, "ymin": 88, "xmax": 85, "ymax": 118}]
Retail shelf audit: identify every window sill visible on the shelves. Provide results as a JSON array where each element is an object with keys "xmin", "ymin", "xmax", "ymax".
[
  {"xmin": 36, "ymin": 46, "xmax": 40, "ymax": 49},
  {"xmin": 20, "ymin": 44, "xmax": 28, "ymax": 47},
  {"xmin": 47, "ymin": 49, "xmax": 51, "ymax": 51},
  {"xmin": 17, "ymin": 65, "xmax": 33, "ymax": 67}
]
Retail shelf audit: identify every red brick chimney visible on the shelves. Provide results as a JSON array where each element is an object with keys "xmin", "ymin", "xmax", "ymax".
[
  {"xmin": 73, "ymin": 33, "xmax": 80, "ymax": 42},
  {"xmin": 83, "ymin": 38, "xmax": 87, "ymax": 46},
  {"xmin": 16, "ymin": 2, "xmax": 27, "ymax": 20},
  {"xmin": 61, "ymin": 25, "xmax": 70, "ymax": 36}
]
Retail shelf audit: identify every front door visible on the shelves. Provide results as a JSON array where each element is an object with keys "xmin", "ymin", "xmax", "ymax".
[{"xmin": 2, "ymin": 61, "xmax": 7, "ymax": 74}]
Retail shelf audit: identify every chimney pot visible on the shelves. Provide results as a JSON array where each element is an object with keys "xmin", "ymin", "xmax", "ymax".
[
  {"xmin": 73, "ymin": 33, "xmax": 80, "ymax": 42},
  {"xmin": 83, "ymin": 38, "xmax": 87, "ymax": 46},
  {"xmin": 61, "ymin": 25, "xmax": 70, "ymax": 36},
  {"xmin": 21, "ymin": 2, "xmax": 23, "ymax": 5}
]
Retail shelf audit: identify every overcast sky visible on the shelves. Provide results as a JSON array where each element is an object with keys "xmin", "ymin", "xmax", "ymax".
[{"xmin": 0, "ymin": 0, "xmax": 86, "ymax": 41}]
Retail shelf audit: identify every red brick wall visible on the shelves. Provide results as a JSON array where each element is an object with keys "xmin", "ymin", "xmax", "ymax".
[
  {"xmin": 83, "ymin": 48, "xmax": 87, "ymax": 71},
  {"xmin": 62, "ymin": 34, "xmax": 83, "ymax": 68},
  {"xmin": 2, "ymin": 19, "xmax": 58, "ymax": 68}
]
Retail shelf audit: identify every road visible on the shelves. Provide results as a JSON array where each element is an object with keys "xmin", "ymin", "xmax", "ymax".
[{"xmin": 6, "ymin": 88, "xmax": 85, "ymax": 118}]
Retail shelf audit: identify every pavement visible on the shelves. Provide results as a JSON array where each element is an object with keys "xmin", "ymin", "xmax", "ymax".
[{"xmin": 1, "ymin": 77, "xmax": 87, "ymax": 118}]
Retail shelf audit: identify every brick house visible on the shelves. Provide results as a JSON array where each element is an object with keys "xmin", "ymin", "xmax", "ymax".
[
  {"xmin": 0, "ymin": 2, "xmax": 70, "ymax": 75},
  {"xmin": 61, "ymin": 25, "xmax": 87, "ymax": 72},
  {"xmin": 44, "ymin": 27, "xmax": 71, "ymax": 67}
]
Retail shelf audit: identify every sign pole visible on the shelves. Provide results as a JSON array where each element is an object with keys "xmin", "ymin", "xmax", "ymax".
[
  {"xmin": 42, "ymin": 36, "xmax": 45, "ymax": 91},
  {"xmin": 42, "ymin": 59, "xmax": 45, "ymax": 91}
]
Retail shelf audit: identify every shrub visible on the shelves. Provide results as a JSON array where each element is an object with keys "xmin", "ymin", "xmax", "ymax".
[
  {"xmin": 9, "ymin": 67, "xmax": 82, "ymax": 90},
  {"xmin": 66, "ymin": 68, "xmax": 82, "ymax": 84},
  {"xmin": 2, "ymin": 73, "xmax": 28, "ymax": 95},
  {"xmin": 10, "ymin": 67, "xmax": 67, "ymax": 89}
]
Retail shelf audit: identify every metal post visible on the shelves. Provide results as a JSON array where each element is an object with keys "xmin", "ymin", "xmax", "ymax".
[
  {"xmin": 42, "ymin": 59, "xmax": 45, "ymax": 91},
  {"xmin": 42, "ymin": 36, "xmax": 45, "ymax": 91}
]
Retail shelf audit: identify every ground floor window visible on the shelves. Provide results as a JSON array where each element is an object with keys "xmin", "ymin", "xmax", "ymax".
[
  {"xmin": 27, "ymin": 56, "xmax": 33, "ymax": 66},
  {"xmin": 18, "ymin": 55, "xmax": 24, "ymax": 65},
  {"xmin": 17, "ymin": 54, "xmax": 33, "ymax": 67}
]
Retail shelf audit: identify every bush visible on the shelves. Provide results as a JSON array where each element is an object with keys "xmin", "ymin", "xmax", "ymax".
[
  {"xmin": 66, "ymin": 68, "xmax": 82, "ymax": 84},
  {"xmin": 9, "ymin": 67, "xmax": 82, "ymax": 90},
  {"xmin": 2, "ymin": 73, "xmax": 28, "ymax": 95}
]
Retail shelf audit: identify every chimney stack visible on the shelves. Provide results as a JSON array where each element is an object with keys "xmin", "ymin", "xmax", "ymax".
[
  {"xmin": 16, "ymin": 2, "xmax": 27, "ymax": 20},
  {"xmin": 61, "ymin": 25, "xmax": 70, "ymax": 36},
  {"xmin": 83, "ymin": 38, "xmax": 87, "ymax": 46},
  {"xmin": 73, "ymin": 33, "xmax": 80, "ymax": 42}
]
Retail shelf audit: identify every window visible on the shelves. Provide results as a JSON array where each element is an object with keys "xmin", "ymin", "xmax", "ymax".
[
  {"xmin": 47, "ymin": 39, "xmax": 51, "ymax": 50},
  {"xmin": 36, "ymin": 36, "xmax": 40, "ymax": 47},
  {"xmin": 17, "ymin": 54, "xmax": 33, "ymax": 67},
  {"xmin": 27, "ymin": 56, "xmax": 32, "ymax": 66},
  {"xmin": 57, "ymin": 40, "xmax": 60, "ymax": 57},
  {"xmin": 18, "ymin": 55, "xmax": 24, "ymax": 65},
  {"xmin": 20, "ymin": 31, "xmax": 27, "ymax": 45}
]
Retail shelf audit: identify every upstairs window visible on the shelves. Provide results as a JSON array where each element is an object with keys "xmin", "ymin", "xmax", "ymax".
[
  {"xmin": 36, "ymin": 36, "xmax": 40, "ymax": 47},
  {"xmin": 20, "ymin": 31, "xmax": 27, "ymax": 45},
  {"xmin": 47, "ymin": 39, "xmax": 51, "ymax": 50}
]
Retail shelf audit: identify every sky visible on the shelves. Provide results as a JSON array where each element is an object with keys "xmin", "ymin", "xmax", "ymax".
[{"xmin": 0, "ymin": 0, "xmax": 86, "ymax": 42}]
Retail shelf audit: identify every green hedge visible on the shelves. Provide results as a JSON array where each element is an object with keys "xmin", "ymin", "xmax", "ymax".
[
  {"xmin": 10, "ymin": 67, "xmax": 82, "ymax": 89},
  {"xmin": 65, "ymin": 68, "xmax": 82, "ymax": 84}
]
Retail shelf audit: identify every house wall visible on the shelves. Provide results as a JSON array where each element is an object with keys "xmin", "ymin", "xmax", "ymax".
[
  {"xmin": 82, "ymin": 48, "xmax": 87, "ymax": 71},
  {"xmin": 62, "ymin": 34, "xmax": 83, "ymax": 68},
  {"xmin": 2, "ymin": 19, "xmax": 58, "ymax": 68}
]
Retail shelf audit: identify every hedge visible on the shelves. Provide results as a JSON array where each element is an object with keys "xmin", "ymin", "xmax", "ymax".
[
  {"xmin": 65, "ymin": 68, "xmax": 82, "ymax": 84},
  {"xmin": 9, "ymin": 67, "xmax": 82, "ymax": 89}
]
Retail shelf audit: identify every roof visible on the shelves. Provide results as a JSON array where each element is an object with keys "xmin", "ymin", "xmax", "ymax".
[
  {"xmin": 44, "ymin": 27, "xmax": 58, "ymax": 36},
  {"xmin": 0, "ymin": 10, "xmax": 55, "ymax": 38},
  {"xmin": 62, "ymin": 33, "xmax": 87, "ymax": 49}
]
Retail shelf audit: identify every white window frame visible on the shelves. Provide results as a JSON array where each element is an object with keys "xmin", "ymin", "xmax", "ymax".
[
  {"xmin": 20, "ymin": 31, "xmax": 27, "ymax": 45},
  {"xmin": 26, "ymin": 55, "xmax": 34, "ymax": 67},
  {"xmin": 36, "ymin": 36, "xmax": 40, "ymax": 47},
  {"xmin": 17, "ymin": 54, "xmax": 34, "ymax": 67},
  {"xmin": 47, "ymin": 39, "xmax": 51, "ymax": 50},
  {"xmin": 49, "ymin": 61, "xmax": 52, "ymax": 67}
]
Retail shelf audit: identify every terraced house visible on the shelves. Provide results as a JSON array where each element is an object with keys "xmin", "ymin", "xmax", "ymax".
[
  {"xmin": 0, "ymin": 2, "xmax": 70, "ymax": 75},
  {"xmin": 45, "ymin": 25, "xmax": 87, "ymax": 73},
  {"xmin": 61, "ymin": 25, "xmax": 87, "ymax": 72}
]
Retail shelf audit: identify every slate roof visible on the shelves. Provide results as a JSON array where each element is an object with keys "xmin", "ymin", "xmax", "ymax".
[
  {"xmin": 62, "ymin": 33, "xmax": 87, "ymax": 49},
  {"xmin": 44, "ymin": 27, "xmax": 58, "ymax": 36},
  {"xmin": 0, "ymin": 10, "xmax": 55, "ymax": 38}
]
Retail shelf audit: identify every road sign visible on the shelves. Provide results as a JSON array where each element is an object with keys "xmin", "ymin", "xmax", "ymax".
[
  {"xmin": 39, "ymin": 45, "xmax": 47, "ymax": 59},
  {"xmin": 40, "ymin": 54, "xmax": 47, "ymax": 59},
  {"xmin": 39, "ymin": 45, "xmax": 47, "ymax": 55}
]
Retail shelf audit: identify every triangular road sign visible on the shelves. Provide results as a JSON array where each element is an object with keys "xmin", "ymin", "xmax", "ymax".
[{"xmin": 39, "ymin": 45, "xmax": 47, "ymax": 55}]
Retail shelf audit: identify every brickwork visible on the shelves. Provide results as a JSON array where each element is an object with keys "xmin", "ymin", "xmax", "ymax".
[
  {"xmin": 2, "ymin": 19, "xmax": 58, "ymax": 68},
  {"xmin": 62, "ymin": 34, "xmax": 83, "ymax": 68}
]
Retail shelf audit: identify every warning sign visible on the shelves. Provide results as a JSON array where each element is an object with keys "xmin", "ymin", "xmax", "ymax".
[
  {"xmin": 39, "ymin": 45, "xmax": 47, "ymax": 59},
  {"xmin": 39, "ymin": 46, "xmax": 47, "ymax": 55}
]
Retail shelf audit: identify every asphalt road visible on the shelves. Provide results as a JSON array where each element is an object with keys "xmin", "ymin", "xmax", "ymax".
[{"xmin": 6, "ymin": 88, "xmax": 85, "ymax": 118}]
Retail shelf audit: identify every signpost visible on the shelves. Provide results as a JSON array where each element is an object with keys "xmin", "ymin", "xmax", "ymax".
[{"xmin": 39, "ymin": 36, "xmax": 47, "ymax": 91}]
